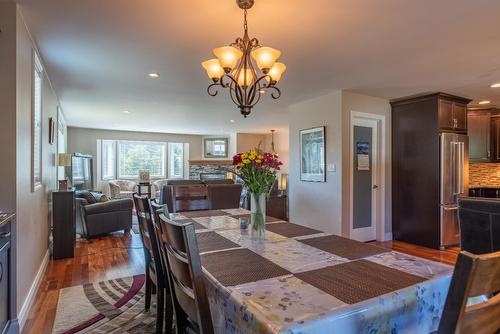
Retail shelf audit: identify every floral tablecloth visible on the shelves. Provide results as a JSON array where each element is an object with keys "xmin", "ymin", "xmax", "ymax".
[{"xmin": 171, "ymin": 209, "xmax": 453, "ymax": 334}]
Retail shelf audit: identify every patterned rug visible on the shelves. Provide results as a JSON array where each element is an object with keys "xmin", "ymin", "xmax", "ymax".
[{"xmin": 52, "ymin": 275, "xmax": 156, "ymax": 334}]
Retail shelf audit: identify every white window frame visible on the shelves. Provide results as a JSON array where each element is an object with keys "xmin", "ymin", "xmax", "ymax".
[
  {"xmin": 168, "ymin": 142, "xmax": 185, "ymax": 179},
  {"xmin": 101, "ymin": 140, "xmax": 116, "ymax": 180},
  {"xmin": 117, "ymin": 140, "xmax": 167, "ymax": 180},
  {"xmin": 31, "ymin": 51, "xmax": 43, "ymax": 192}
]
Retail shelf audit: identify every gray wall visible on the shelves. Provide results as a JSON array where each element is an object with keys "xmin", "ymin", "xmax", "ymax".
[
  {"xmin": 288, "ymin": 90, "xmax": 392, "ymax": 239},
  {"xmin": 0, "ymin": 2, "xmax": 60, "ymax": 326},
  {"xmin": 67, "ymin": 127, "xmax": 205, "ymax": 189},
  {"xmin": 289, "ymin": 91, "xmax": 344, "ymax": 234}
]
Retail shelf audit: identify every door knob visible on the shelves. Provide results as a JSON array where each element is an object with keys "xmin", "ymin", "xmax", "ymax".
[{"xmin": 372, "ymin": 185, "xmax": 378, "ymax": 189}]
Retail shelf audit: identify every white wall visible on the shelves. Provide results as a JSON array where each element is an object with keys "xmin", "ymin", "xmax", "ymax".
[
  {"xmin": 289, "ymin": 91, "xmax": 343, "ymax": 234},
  {"xmin": 288, "ymin": 90, "xmax": 391, "ymax": 238}
]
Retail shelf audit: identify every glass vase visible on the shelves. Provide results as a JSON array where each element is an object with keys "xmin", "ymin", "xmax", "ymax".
[{"xmin": 250, "ymin": 193, "xmax": 266, "ymax": 240}]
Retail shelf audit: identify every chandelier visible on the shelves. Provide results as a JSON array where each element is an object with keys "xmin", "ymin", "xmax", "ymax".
[{"xmin": 201, "ymin": 0, "xmax": 286, "ymax": 118}]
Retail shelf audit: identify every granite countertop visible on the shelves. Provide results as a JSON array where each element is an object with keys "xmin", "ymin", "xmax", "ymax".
[{"xmin": 0, "ymin": 212, "xmax": 15, "ymax": 229}]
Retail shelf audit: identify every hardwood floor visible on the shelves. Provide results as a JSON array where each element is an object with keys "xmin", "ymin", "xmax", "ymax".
[
  {"xmin": 21, "ymin": 231, "xmax": 145, "ymax": 334},
  {"xmin": 22, "ymin": 233, "xmax": 459, "ymax": 334}
]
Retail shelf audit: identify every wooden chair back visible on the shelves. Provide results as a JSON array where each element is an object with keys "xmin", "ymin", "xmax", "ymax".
[
  {"xmin": 158, "ymin": 213, "xmax": 213, "ymax": 334},
  {"xmin": 133, "ymin": 194, "xmax": 165, "ymax": 280},
  {"xmin": 438, "ymin": 250, "xmax": 500, "ymax": 334},
  {"xmin": 172, "ymin": 185, "xmax": 209, "ymax": 212}
]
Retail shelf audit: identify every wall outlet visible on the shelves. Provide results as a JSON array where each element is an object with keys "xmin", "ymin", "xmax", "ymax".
[{"xmin": 327, "ymin": 163, "xmax": 336, "ymax": 172}]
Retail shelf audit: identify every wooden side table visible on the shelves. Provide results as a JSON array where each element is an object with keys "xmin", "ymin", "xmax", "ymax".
[
  {"xmin": 53, "ymin": 190, "xmax": 76, "ymax": 259},
  {"xmin": 138, "ymin": 183, "xmax": 152, "ymax": 198}
]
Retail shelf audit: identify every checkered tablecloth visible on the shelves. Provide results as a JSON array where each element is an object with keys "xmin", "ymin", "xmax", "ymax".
[{"xmin": 171, "ymin": 209, "xmax": 453, "ymax": 334}]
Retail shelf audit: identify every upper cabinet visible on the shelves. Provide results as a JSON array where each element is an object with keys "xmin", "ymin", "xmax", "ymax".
[
  {"xmin": 438, "ymin": 99, "xmax": 467, "ymax": 132},
  {"xmin": 468, "ymin": 108, "xmax": 500, "ymax": 162}
]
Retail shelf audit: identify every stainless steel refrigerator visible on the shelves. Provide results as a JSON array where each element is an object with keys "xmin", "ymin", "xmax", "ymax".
[{"xmin": 440, "ymin": 132, "xmax": 469, "ymax": 248}]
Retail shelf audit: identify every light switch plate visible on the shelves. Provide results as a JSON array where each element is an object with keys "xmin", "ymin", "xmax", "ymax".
[{"xmin": 327, "ymin": 163, "xmax": 336, "ymax": 172}]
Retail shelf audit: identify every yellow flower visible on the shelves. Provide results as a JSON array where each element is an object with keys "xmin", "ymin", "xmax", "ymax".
[
  {"xmin": 241, "ymin": 153, "xmax": 248, "ymax": 159},
  {"xmin": 255, "ymin": 159, "xmax": 262, "ymax": 163},
  {"xmin": 249, "ymin": 155, "xmax": 255, "ymax": 161},
  {"xmin": 258, "ymin": 155, "xmax": 263, "ymax": 160},
  {"xmin": 242, "ymin": 159, "xmax": 251, "ymax": 164}
]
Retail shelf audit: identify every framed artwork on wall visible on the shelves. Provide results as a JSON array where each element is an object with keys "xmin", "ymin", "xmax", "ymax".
[
  {"xmin": 48, "ymin": 117, "xmax": 55, "ymax": 145},
  {"xmin": 300, "ymin": 126, "xmax": 326, "ymax": 182},
  {"xmin": 204, "ymin": 137, "xmax": 229, "ymax": 158}
]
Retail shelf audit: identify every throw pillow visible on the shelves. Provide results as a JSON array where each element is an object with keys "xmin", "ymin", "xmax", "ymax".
[
  {"xmin": 99, "ymin": 195, "xmax": 109, "ymax": 202},
  {"xmin": 79, "ymin": 191, "xmax": 97, "ymax": 204}
]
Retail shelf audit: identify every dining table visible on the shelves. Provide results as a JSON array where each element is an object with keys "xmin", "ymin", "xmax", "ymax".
[{"xmin": 170, "ymin": 208, "xmax": 453, "ymax": 334}]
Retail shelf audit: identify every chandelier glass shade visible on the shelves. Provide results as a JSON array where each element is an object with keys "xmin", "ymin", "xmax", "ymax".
[{"xmin": 201, "ymin": 0, "xmax": 286, "ymax": 117}]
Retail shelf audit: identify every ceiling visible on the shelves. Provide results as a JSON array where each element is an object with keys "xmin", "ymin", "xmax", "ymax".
[{"xmin": 17, "ymin": 0, "xmax": 500, "ymax": 134}]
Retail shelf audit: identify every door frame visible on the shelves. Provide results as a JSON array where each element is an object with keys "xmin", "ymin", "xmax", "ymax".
[{"xmin": 349, "ymin": 111, "xmax": 388, "ymax": 241}]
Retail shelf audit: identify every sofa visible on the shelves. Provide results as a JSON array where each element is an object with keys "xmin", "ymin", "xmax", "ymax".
[
  {"xmin": 108, "ymin": 180, "xmax": 137, "ymax": 199},
  {"xmin": 76, "ymin": 191, "xmax": 133, "ymax": 238},
  {"xmin": 158, "ymin": 179, "xmax": 242, "ymax": 212}
]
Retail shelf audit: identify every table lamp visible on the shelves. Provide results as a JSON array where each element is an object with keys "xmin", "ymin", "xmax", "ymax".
[{"xmin": 58, "ymin": 153, "xmax": 72, "ymax": 190}]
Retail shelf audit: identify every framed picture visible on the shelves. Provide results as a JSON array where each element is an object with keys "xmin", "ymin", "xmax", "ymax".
[
  {"xmin": 204, "ymin": 137, "xmax": 229, "ymax": 158},
  {"xmin": 48, "ymin": 117, "xmax": 55, "ymax": 145},
  {"xmin": 300, "ymin": 126, "xmax": 326, "ymax": 182}
]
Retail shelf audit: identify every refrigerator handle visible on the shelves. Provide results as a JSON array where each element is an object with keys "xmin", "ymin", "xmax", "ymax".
[
  {"xmin": 451, "ymin": 142, "xmax": 457, "ymax": 195},
  {"xmin": 453, "ymin": 142, "xmax": 464, "ymax": 195},
  {"xmin": 458, "ymin": 142, "xmax": 465, "ymax": 195}
]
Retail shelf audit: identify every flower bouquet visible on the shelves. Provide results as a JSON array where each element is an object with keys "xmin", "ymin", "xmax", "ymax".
[{"xmin": 232, "ymin": 149, "xmax": 283, "ymax": 239}]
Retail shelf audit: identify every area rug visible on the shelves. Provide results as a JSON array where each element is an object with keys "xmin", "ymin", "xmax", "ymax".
[{"xmin": 52, "ymin": 275, "xmax": 156, "ymax": 334}]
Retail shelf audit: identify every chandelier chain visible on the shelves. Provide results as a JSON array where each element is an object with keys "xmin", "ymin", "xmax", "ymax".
[{"xmin": 243, "ymin": 9, "xmax": 248, "ymax": 33}]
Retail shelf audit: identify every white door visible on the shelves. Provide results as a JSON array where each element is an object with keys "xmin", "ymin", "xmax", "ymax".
[{"xmin": 350, "ymin": 117, "xmax": 380, "ymax": 241}]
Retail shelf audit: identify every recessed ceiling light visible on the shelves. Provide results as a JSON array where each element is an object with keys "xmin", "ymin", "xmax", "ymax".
[
  {"xmin": 230, "ymin": 119, "xmax": 235, "ymax": 123},
  {"xmin": 478, "ymin": 100, "xmax": 491, "ymax": 105},
  {"xmin": 148, "ymin": 72, "xmax": 160, "ymax": 78},
  {"xmin": 490, "ymin": 83, "xmax": 500, "ymax": 88},
  {"xmin": 122, "ymin": 110, "xmax": 131, "ymax": 114}
]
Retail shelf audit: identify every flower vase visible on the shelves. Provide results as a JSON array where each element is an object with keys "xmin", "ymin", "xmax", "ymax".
[{"xmin": 250, "ymin": 193, "xmax": 266, "ymax": 240}]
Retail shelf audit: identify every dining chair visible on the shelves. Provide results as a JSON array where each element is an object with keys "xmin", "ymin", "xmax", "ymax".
[
  {"xmin": 437, "ymin": 250, "xmax": 500, "ymax": 334},
  {"xmin": 133, "ymin": 194, "xmax": 168, "ymax": 334},
  {"xmin": 158, "ymin": 213, "xmax": 214, "ymax": 334},
  {"xmin": 458, "ymin": 197, "xmax": 500, "ymax": 254}
]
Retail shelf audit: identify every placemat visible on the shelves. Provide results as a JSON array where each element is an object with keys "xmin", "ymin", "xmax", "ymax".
[
  {"xmin": 298, "ymin": 234, "xmax": 388, "ymax": 259},
  {"xmin": 265, "ymin": 222, "xmax": 321, "ymax": 238},
  {"xmin": 295, "ymin": 260, "xmax": 426, "ymax": 304},
  {"xmin": 180, "ymin": 210, "xmax": 228, "ymax": 218},
  {"xmin": 173, "ymin": 219, "xmax": 207, "ymax": 230},
  {"xmin": 201, "ymin": 248, "xmax": 291, "ymax": 286},
  {"xmin": 196, "ymin": 231, "xmax": 240, "ymax": 253},
  {"xmin": 231, "ymin": 214, "xmax": 284, "ymax": 223}
]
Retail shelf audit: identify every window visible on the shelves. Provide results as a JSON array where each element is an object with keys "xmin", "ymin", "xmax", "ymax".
[
  {"xmin": 32, "ymin": 52, "xmax": 43, "ymax": 191},
  {"xmin": 168, "ymin": 143, "xmax": 184, "ymax": 179},
  {"xmin": 117, "ymin": 141, "xmax": 166, "ymax": 179},
  {"xmin": 101, "ymin": 140, "xmax": 116, "ymax": 180}
]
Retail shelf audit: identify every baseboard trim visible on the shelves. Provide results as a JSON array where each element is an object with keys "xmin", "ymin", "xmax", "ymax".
[{"xmin": 18, "ymin": 249, "xmax": 50, "ymax": 331}]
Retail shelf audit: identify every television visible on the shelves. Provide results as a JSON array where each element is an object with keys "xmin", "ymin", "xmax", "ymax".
[{"xmin": 71, "ymin": 154, "xmax": 93, "ymax": 191}]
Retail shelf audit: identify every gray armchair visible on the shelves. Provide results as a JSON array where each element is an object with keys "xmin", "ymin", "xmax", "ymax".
[{"xmin": 76, "ymin": 192, "xmax": 133, "ymax": 238}]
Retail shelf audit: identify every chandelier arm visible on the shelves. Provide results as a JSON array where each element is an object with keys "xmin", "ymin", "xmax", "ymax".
[
  {"xmin": 207, "ymin": 82, "xmax": 222, "ymax": 97},
  {"xmin": 225, "ymin": 74, "xmax": 245, "ymax": 106},
  {"xmin": 269, "ymin": 86, "xmax": 281, "ymax": 99}
]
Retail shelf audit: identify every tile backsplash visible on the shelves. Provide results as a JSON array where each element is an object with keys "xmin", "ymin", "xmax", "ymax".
[{"xmin": 469, "ymin": 163, "xmax": 500, "ymax": 187}]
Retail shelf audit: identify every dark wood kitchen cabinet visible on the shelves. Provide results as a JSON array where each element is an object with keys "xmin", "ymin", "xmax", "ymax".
[
  {"xmin": 391, "ymin": 92, "xmax": 471, "ymax": 249},
  {"xmin": 467, "ymin": 108, "xmax": 500, "ymax": 162},
  {"xmin": 438, "ymin": 99, "xmax": 467, "ymax": 132}
]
